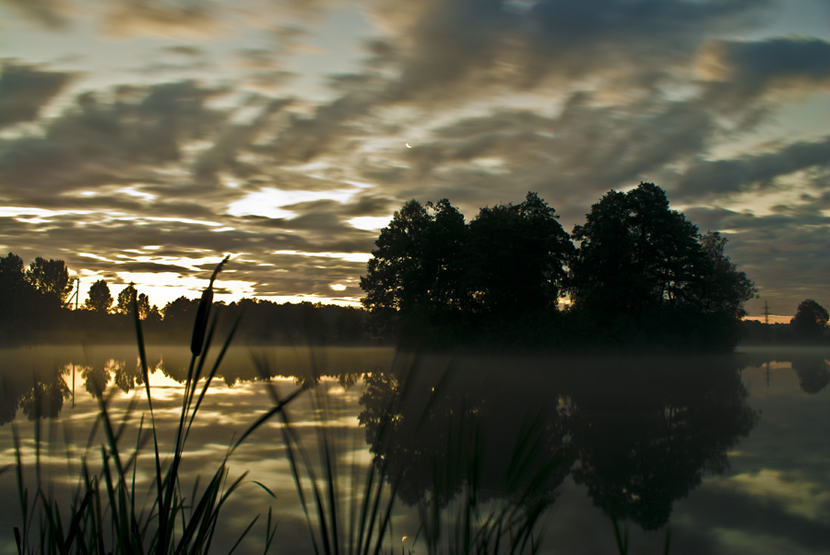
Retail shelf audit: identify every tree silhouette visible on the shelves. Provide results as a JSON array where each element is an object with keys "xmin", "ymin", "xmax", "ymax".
[
  {"xmin": 116, "ymin": 284, "xmax": 137, "ymax": 315},
  {"xmin": 570, "ymin": 183, "xmax": 702, "ymax": 322},
  {"xmin": 468, "ymin": 192, "xmax": 572, "ymax": 318},
  {"xmin": 360, "ymin": 198, "xmax": 467, "ymax": 336},
  {"xmin": 790, "ymin": 299, "xmax": 828, "ymax": 341},
  {"xmin": 85, "ymin": 279, "xmax": 113, "ymax": 313},
  {"xmin": 25, "ymin": 256, "xmax": 73, "ymax": 307},
  {"xmin": 163, "ymin": 296, "xmax": 200, "ymax": 331},
  {"xmin": 569, "ymin": 183, "xmax": 755, "ymax": 348},
  {"xmin": 360, "ymin": 193, "xmax": 572, "ymax": 341},
  {"xmin": 693, "ymin": 231, "xmax": 757, "ymax": 318},
  {"xmin": 137, "ymin": 292, "xmax": 152, "ymax": 320},
  {"xmin": 0, "ymin": 252, "xmax": 38, "ymax": 330}
]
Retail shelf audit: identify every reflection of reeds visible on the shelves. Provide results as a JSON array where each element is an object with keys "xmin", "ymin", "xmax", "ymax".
[{"xmin": 238, "ymin": 351, "xmax": 400, "ymax": 555}]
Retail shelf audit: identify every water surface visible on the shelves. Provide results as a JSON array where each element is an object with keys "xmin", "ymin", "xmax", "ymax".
[{"xmin": 0, "ymin": 344, "xmax": 827, "ymax": 554}]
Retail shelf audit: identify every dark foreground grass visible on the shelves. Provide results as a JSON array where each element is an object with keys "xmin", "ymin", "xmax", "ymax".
[
  {"xmin": 5, "ymin": 258, "xmax": 663, "ymax": 555},
  {"xmin": 7, "ymin": 257, "xmax": 288, "ymax": 554}
]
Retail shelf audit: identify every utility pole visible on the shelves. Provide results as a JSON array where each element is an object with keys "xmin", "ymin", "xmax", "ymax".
[
  {"xmin": 67, "ymin": 277, "xmax": 81, "ymax": 309},
  {"xmin": 764, "ymin": 300, "xmax": 770, "ymax": 325}
]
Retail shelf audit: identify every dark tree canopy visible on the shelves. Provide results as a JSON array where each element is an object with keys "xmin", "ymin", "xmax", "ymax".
[
  {"xmin": 360, "ymin": 193, "xmax": 570, "ymax": 340},
  {"xmin": 571, "ymin": 183, "xmax": 704, "ymax": 319},
  {"xmin": 25, "ymin": 256, "xmax": 73, "ymax": 307},
  {"xmin": 163, "ymin": 296, "xmax": 200, "ymax": 330},
  {"xmin": 85, "ymin": 279, "xmax": 112, "ymax": 313},
  {"xmin": 117, "ymin": 284, "xmax": 137, "ymax": 315},
  {"xmin": 1, "ymin": 252, "xmax": 75, "ymax": 337},
  {"xmin": 790, "ymin": 299, "xmax": 829, "ymax": 340},
  {"xmin": 362, "ymin": 184, "xmax": 756, "ymax": 351},
  {"xmin": 360, "ymin": 198, "xmax": 467, "ymax": 336},
  {"xmin": 468, "ymin": 192, "xmax": 573, "ymax": 316},
  {"xmin": 569, "ymin": 183, "xmax": 756, "ymax": 349},
  {"xmin": 0, "ymin": 252, "xmax": 37, "ymax": 329}
]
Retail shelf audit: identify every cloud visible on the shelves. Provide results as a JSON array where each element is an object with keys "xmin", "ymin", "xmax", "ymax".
[
  {"xmin": 193, "ymin": 97, "xmax": 292, "ymax": 185},
  {"xmin": 675, "ymin": 136, "xmax": 830, "ymax": 199},
  {"xmin": 0, "ymin": 0, "xmax": 69, "ymax": 29},
  {"xmin": 370, "ymin": 0, "xmax": 768, "ymax": 103},
  {"xmin": 0, "ymin": 81, "xmax": 227, "ymax": 199},
  {"xmin": 102, "ymin": 0, "xmax": 224, "ymax": 38},
  {"xmin": 698, "ymin": 37, "xmax": 830, "ymax": 103},
  {"xmin": 351, "ymin": 90, "xmax": 719, "ymax": 223},
  {"xmin": 0, "ymin": 62, "xmax": 73, "ymax": 128},
  {"xmin": 161, "ymin": 45, "xmax": 207, "ymax": 57},
  {"xmin": 683, "ymin": 205, "xmax": 830, "ymax": 316}
]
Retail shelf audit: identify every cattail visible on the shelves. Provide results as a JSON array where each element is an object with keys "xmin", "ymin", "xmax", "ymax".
[{"xmin": 190, "ymin": 255, "xmax": 229, "ymax": 357}]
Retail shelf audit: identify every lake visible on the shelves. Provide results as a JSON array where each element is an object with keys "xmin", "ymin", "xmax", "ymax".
[{"xmin": 0, "ymin": 343, "xmax": 828, "ymax": 554}]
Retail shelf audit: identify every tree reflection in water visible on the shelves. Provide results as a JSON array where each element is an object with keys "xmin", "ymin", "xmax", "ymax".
[
  {"xmin": 358, "ymin": 356, "xmax": 758, "ymax": 532},
  {"xmin": 791, "ymin": 357, "xmax": 830, "ymax": 394},
  {"xmin": 0, "ymin": 366, "xmax": 69, "ymax": 424}
]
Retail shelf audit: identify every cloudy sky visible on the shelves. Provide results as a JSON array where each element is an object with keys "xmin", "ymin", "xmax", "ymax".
[{"xmin": 1, "ymin": 0, "xmax": 828, "ymax": 320}]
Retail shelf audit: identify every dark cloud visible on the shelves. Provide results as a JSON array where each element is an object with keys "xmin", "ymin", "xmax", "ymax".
[
  {"xmin": 0, "ymin": 81, "xmax": 227, "ymax": 199},
  {"xmin": 357, "ymin": 91, "xmax": 717, "ymax": 220},
  {"xmin": 103, "ymin": 0, "xmax": 222, "ymax": 37},
  {"xmin": 374, "ymin": 0, "xmax": 768, "ymax": 102},
  {"xmin": 700, "ymin": 37, "xmax": 830, "ymax": 103},
  {"xmin": 161, "ymin": 45, "xmax": 207, "ymax": 57},
  {"xmin": 676, "ymin": 136, "xmax": 830, "ymax": 200},
  {"xmin": 193, "ymin": 97, "xmax": 292, "ymax": 185},
  {"xmin": 251, "ymin": 0, "xmax": 770, "ymax": 167},
  {"xmin": 0, "ymin": 62, "xmax": 73, "ymax": 128},
  {"xmin": 2, "ymin": 0, "xmax": 827, "ymax": 308},
  {"xmin": 683, "ymin": 205, "xmax": 830, "ymax": 316},
  {"xmin": 681, "ymin": 487, "xmax": 830, "ymax": 553},
  {"xmin": 257, "ymin": 91, "xmax": 377, "ymax": 163},
  {"xmin": 0, "ymin": 0, "xmax": 68, "ymax": 29}
]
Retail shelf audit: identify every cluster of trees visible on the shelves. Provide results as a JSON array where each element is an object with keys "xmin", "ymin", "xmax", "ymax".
[
  {"xmin": 361, "ymin": 183, "xmax": 757, "ymax": 351},
  {"xmin": 0, "ymin": 253, "xmax": 368, "ymax": 345},
  {"xmin": 0, "ymin": 253, "xmax": 74, "ymax": 336},
  {"xmin": 84, "ymin": 279, "xmax": 161, "ymax": 321}
]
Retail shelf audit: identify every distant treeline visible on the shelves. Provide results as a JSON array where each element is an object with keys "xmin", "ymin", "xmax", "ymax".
[{"xmin": 0, "ymin": 253, "xmax": 368, "ymax": 346}]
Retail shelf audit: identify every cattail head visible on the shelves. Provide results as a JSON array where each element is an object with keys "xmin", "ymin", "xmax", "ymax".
[{"xmin": 190, "ymin": 255, "xmax": 230, "ymax": 357}]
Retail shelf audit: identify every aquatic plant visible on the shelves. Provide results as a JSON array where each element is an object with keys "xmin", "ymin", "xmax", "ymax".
[{"xmin": 9, "ymin": 256, "xmax": 291, "ymax": 554}]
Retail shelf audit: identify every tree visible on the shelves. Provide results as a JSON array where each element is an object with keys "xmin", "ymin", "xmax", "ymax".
[
  {"xmin": 25, "ymin": 257, "xmax": 74, "ymax": 307},
  {"xmin": 361, "ymin": 193, "xmax": 574, "ymax": 342},
  {"xmin": 691, "ymin": 232, "xmax": 757, "ymax": 319},
  {"xmin": 360, "ymin": 199, "xmax": 467, "ymax": 336},
  {"xmin": 790, "ymin": 299, "xmax": 829, "ymax": 341},
  {"xmin": 114, "ymin": 284, "xmax": 155, "ymax": 320},
  {"xmin": 571, "ymin": 183, "xmax": 702, "ymax": 322},
  {"xmin": 570, "ymin": 183, "xmax": 755, "ymax": 348},
  {"xmin": 467, "ymin": 192, "xmax": 572, "ymax": 317},
  {"xmin": 163, "ymin": 296, "xmax": 200, "ymax": 331},
  {"xmin": 85, "ymin": 279, "xmax": 113, "ymax": 313},
  {"xmin": 0, "ymin": 252, "xmax": 39, "ymax": 329},
  {"xmin": 137, "ymin": 292, "xmax": 152, "ymax": 320}
]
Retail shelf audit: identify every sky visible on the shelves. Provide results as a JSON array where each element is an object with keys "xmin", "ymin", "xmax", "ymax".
[{"xmin": 0, "ymin": 0, "xmax": 828, "ymax": 322}]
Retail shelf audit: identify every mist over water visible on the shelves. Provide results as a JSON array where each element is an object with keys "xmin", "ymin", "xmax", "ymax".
[{"xmin": 0, "ymin": 344, "xmax": 828, "ymax": 554}]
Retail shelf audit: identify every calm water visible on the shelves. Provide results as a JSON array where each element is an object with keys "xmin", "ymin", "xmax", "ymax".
[{"xmin": 0, "ymin": 343, "xmax": 828, "ymax": 554}]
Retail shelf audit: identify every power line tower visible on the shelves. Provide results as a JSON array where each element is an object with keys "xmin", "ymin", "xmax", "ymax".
[
  {"xmin": 763, "ymin": 300, "xmax": 770, "ymax": 325},
  {"xmin": 67, "ymin": 277, "xmax": 81, "ymax": 310}
]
